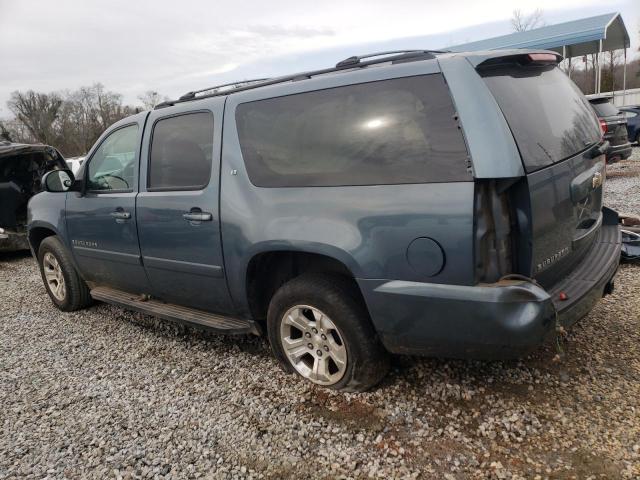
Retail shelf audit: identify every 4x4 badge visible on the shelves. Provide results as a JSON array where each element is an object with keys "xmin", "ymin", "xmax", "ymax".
[{"xmin": 592, "ymin": 171, "xmax": 603, "ymax": 189}]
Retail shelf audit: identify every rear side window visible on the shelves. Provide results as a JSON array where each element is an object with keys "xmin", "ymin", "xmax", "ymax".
[
  {"xmin": 590, "ymin": 100, "xmax": 619, "ymax": 117},
  {"xmin": 148, "ymin": 112, "xmax": 214, "ymax": 190},
  {"xmin": 480, "ymin": 65, "xmax": 601, "ymax": 172},
  {"xmin": 235, "ymin": 75, "xmax": 470, "ymax": 187}
]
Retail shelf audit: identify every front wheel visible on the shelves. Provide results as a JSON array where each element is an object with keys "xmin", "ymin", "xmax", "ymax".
[
  {"xmin": 38, "ymin": 236, "xmax": 92, "ymax": 311},
  {"xmin": 267, "ymin": 273, "xmax": 389, "ymax": 392}
]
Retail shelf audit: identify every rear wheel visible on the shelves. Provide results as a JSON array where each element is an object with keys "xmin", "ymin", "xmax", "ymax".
[
  {"xmin": 38, "ymin": 236, "xmax": 92, "ymax": 311},
  {"xmin": 267, "ymin": 273, "xmax": 389, "ymax": 392}
]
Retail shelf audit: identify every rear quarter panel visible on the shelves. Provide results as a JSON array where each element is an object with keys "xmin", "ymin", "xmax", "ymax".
[{"xmin": 220, "ymin": 63, "xmax": 475, "ymax": 316}]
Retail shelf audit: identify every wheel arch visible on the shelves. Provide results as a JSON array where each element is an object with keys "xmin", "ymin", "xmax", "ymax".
[
  {"xmin": 28, "ymin": 222, "xmax": 61, "ymax": 257},
  {"xmin": 243, "ymin": 246, "xmax": 368, "ymax": 325}
]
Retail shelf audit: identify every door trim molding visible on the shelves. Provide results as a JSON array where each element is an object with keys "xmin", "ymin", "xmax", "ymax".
[
  {"xmin": 143, "ymin": 255, "xmax": 223, "ymax": 278},
  {"xmin": 74, "ymin": 246, "xmax": 142, "ymax": 265}
]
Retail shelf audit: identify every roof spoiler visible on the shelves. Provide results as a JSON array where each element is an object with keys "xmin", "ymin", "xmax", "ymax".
[{"xmin": 474, "ymin": 51, "xmax": 563, "ymax": 69}]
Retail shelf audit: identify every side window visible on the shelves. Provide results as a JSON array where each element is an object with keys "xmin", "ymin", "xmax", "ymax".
[
  {"xmin": 624, "ymin": 111, "xmax": 637, "ymax": 119},
  {"xmin": 235, "ymin": 74, "xmax": 471, "ymax": 187},
  {"xmin": 87, "ymin": 124, "xmax": 139, "ymax": 192},
  {"xmin": 148, "ymin": 112, "xmax": 214, "ymax": 190}
]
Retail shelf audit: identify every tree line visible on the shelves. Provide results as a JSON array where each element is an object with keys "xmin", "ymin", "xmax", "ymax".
[
  {"xmin": 0, "ymin": 85, "xmax": 167, "ymax": 157},
  {"xmin": 564, "ymin": 55, "xmax": 640, "ymax": 95}
]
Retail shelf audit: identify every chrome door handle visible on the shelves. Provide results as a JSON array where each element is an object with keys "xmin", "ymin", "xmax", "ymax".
[
  {"xmin": 110, "ymin": 211, "xmax": 131, "ymax": 220},
  {"xmin": 183, "ymin": 212, "xmax": 212, "ymax": 222}
]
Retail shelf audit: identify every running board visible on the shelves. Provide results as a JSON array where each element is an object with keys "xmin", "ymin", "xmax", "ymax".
[{"xmin": 90, "ymin": 286, "xmax": 260, "ymax": 335}]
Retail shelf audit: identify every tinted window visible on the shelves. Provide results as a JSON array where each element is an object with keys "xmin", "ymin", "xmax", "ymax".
[
  {"xmin": 236, "ymin": 75, "xmax": 470, "ymax": 187},
  {"xmin": 148, "ymin": 112, "xmax": 214, "ymax": 190},
  {"xmin": 481, "ymin": 65, "xmax": 601, "ymax": 172},
  {"xmin": 87, "ymin": 124, "xmax": 138, "ymax": 191}
]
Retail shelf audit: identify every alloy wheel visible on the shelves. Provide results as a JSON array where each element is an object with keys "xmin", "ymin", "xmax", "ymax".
[
  {"xmin": 279, "ymin": 305, "xmax": 347, "ymax": 386},
  {"xmin": 43, "ymin": 252, "xmax": 66, "ymax": 301}
]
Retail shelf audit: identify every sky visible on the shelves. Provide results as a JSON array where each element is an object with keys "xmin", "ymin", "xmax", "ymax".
[{"xmin": 0, "ymin": 0, "xmax": 638, "ymax": 118}]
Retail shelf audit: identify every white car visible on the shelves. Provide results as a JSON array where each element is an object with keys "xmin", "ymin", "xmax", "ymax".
[{"xmin": 65, "ymin": 156, "xmax": 85, "ymax": 175}]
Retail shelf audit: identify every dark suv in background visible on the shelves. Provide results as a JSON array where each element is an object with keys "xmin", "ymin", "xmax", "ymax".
[
  {"xmin": 29, "ymin": 50, "xmax": 620, "ymax": 391},
  {"xmin": 588, "ymin": 96, "xmax": 633, "ymax": 163},
  {"xmin": 620, "ymin": 105, "xmax": 640, "ymax": 144}
]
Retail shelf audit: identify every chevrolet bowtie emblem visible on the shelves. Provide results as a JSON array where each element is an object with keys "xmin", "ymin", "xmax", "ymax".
[{"xmin": 592, "ymin": 171, "xmax": 603, "ymax": 189}]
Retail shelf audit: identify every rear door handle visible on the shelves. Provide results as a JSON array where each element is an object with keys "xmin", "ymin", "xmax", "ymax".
[
  {"xmin": 110, "ymin": 210, "xmax": 131, "ymax": 220},
  {"xmin": 183, "ymin": 212, "xmax": 212, "ymax": 222}
]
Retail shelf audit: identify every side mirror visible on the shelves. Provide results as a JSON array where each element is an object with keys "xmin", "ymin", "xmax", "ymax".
[{"xmin": 42, "ymin": 169, "xmax": 75, "ymax": 192}]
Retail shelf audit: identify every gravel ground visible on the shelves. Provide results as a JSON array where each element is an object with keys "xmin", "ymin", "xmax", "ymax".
[{"xmin": 1, "ymin": 150, "xmax": 640, "ymax": 480}]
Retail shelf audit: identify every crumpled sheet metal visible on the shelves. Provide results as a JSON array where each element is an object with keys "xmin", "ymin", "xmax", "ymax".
[{"xmin": 621, "ymin": 229, "xmax": 640, "ymax": 262}]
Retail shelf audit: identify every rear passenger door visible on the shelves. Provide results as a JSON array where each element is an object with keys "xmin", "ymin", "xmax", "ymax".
[{"xmin": 137, "ymin": 99, "xmax": 235, "ymax": 314}]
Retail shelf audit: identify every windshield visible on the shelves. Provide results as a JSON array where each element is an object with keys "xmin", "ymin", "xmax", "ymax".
[
  {"xmin": 481, "ymin": 65, "xmax": 601, "ymax": 172},
  {"xmin": 590, "ymin": 100, "xmax": 620, "ymax": 117}
]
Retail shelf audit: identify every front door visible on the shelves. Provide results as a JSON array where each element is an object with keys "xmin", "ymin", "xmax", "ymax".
[
  {"xmin": 136, "ymin": 100, "xmax": 235, "ymax": 314},
  {"xmin": 66, "ymin": 113, "xmax": 151, "ymax": 292}
]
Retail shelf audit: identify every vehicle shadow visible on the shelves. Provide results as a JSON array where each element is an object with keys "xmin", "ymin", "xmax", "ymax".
[{"xmin": 0, "ymin": 249, "xmax": 32, "ymax": 264}]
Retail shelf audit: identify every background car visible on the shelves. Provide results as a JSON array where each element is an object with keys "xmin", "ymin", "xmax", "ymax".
[
  {"xmin": 620, "ymin": 106, "xmax": 640, "ymax": 144},
  {"xmin": 0, "ymin": 142, "xmax": 67, "ymax": 251},
  {"xmin": 588, "ymin": 96, "xmax": 633, "ymax": 163},
  {"xmin": 65, "ymin": 156, "xmax": 85, "ymax": 175}
]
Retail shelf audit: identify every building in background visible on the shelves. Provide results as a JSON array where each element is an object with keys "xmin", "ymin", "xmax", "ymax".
[{"xmin": 449, "ymin": 13, "xmax": 632, "ymax": 104}]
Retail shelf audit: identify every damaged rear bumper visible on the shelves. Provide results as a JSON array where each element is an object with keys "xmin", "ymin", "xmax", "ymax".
[{"xmin": 357, "ymin": 209, "xmax": 621, "ymax": 358}]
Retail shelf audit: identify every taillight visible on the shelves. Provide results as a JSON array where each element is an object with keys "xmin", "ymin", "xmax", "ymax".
[
  {"xmin": 474, "ymin": 180, "xmax": 513, "ymax": 283},
  {"xmin": 599, "ymin": 119, "xmax": 608, "ymax": 135},
  {"xmin": 527, "ymin": 53, "xmax": 560, "ymax": 64}
]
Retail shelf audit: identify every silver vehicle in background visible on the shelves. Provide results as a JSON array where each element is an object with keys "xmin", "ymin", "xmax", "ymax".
[{"xmin": 65, "ymin": 156, "xmax": 85, "ymax": 176}]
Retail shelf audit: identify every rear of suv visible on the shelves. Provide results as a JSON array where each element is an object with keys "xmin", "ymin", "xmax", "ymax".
[
  {"xmin": 588, "ymin": 96, "xmax": 633, "ymax": 163},
  {"xmin": 29, "ymin": 49, "xmax": 620, "ymax": 391}
]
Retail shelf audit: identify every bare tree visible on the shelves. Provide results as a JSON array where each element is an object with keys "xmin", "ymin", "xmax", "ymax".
[
  {"xmin": 138, "ymin": 90, "xmax": 168, "ymax": 110},
  {"xmin": 0, "ymin": 118, "xmax": 35, "ymax": 144},
  {"xmin": 559, "ymin": 58, "xmax": 576, "ymax": 78},
  {"xmin": 5, "ymin": 84, "xmax": 136, "ymax": 156},
  {"xmin": 601, "ymin": 50, "xmax": 622, "ymax": 92},
  {"xmin": 0, "ymin": 121, "xmax": 13, "ymax": 142},
  {"xmin": 7, "ymin": 91, "xmax": 63, "ymax": 145},
  {"xmin": 511, "ymin": 9, "xmax": 545, "ymax": 32},
  {"xmin": 586, "ymin": 53, "xmax": 599, "ymax": 95}
]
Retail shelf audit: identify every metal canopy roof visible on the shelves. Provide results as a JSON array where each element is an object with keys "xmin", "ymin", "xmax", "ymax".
[{"xmin": 449, "ymin": 12, "xmax": 630, "ymax": 58}]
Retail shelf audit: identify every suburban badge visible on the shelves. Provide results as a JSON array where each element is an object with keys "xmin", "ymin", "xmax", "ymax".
[{"xmin": 536, "ymin": 246, "xmax": 571, "ymax": 273}]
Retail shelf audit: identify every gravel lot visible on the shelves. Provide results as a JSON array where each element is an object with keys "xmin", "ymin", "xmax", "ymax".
[{"xmin": 2, "ymin": 150, "xmax": 640, "ymax": 480}]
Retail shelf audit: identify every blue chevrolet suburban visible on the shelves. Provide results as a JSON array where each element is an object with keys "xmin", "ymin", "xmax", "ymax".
[{"xmin": 29, "ymin": 50, "xmax": 620, "ymax": 391}]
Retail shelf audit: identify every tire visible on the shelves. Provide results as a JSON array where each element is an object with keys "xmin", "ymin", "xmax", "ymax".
[
  {"xmin": 38, "ymin": 236, "xmax": 92, "ymax": 311},
  {"xmin": 636, "ymin": 132, "xmax": 640, "ymax": 146},
  {"xmin": 267, "ymin": 273, "xmax": 390, "ymax": 392}
]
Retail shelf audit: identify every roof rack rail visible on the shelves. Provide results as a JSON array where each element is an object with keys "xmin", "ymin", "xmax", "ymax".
[
  {"xmin": 155, "ymin": 49, "xmax": 448, "ymax": 109},
  {"xmin": 178, "ymin": 78, "xmax": 270, "ymax": 101},
  {"xmin": 335, "ymin": 50, "xmax": 448, "ymax": 68}
]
